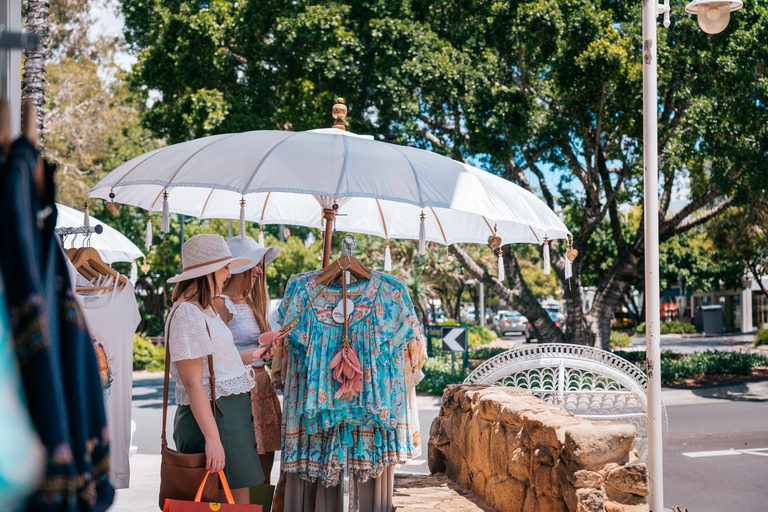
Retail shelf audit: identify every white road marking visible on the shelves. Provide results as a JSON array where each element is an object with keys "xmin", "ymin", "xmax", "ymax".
[{"xmin": 682, "ymin": 447, "xmax": 768, "ymax": 458}]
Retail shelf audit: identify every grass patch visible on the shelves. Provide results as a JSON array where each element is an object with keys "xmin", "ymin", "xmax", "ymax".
[
  {"xmin": 609, "ymin": 331, "xmax": 632, "ymax": 348},
  {"xmin": 614, "ymin": 350, "xmax": 768, "ymax": 384},
  {"xmin": 635, "ymin": 321, "xmax": 696, "ymax": 335}
]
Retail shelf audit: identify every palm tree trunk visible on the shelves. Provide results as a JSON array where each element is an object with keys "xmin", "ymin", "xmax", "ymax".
[{"xmin": 23, "ymin": 0, "xmax": 50, "ymax": 145}]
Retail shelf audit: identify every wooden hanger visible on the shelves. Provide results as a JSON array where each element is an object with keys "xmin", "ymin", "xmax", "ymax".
[
  {"xmin": 315, "ymin": 255, "xmax": 372, "ymax": 287},
  {"xmin": 71, "ymin": 247, "xmax": 127, "ymax": 287}
]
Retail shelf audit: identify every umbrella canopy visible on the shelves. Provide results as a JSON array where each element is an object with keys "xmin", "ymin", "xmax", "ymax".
[
  {"xmin": 56, "ymin": 203, "xmax": 144, "ymax": 264},
  {"xmin": 88, "ymin": 128, "xmax": 570, "ymax": 246}
]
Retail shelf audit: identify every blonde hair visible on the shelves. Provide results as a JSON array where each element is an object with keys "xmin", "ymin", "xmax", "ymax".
[{"xmin": 246, "ymin": 266, "xmax": 271, "ymax": 333}]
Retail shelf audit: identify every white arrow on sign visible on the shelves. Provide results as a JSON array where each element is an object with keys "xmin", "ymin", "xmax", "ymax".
[{"xmin": 443, "ymin": 328, "xmax": 465, "ymax": 352}]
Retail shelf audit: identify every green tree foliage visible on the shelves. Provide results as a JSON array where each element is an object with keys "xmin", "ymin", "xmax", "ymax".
[{"xmin": 119, "ymin": 0, "xmax": 768, "ymax": 348}]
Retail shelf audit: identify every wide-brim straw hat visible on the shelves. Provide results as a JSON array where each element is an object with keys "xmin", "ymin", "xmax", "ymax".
[
  {"xmin": 168, "ymin": 234, "xmax": 252, "ymax": 283},
  {"xmin": 227, "ymin": 236, "xmax": 281, "ymax": 275}
]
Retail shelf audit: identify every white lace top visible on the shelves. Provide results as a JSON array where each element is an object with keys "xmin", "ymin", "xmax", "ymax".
[
  {"xmin": 166, "ymin": 302, "xmax": 255, "ymax": 405},
  {"xmin": 220, "ymin": 295, "xmax": 265, "ymax": 367}
]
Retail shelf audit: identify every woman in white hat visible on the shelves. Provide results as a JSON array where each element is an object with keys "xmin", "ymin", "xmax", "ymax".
[
  {"xmin": 213, "ymin": 236, "xmax": 282, "ymax": 484},
  {"xmin": 166, "ymin": 234, "xmax": 264, "ymax": 503}
]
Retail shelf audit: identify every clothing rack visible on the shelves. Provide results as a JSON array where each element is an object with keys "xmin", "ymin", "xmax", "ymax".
[{"xmin": 54, "ymin": 225, "xmax": 104, "ymax": 236}]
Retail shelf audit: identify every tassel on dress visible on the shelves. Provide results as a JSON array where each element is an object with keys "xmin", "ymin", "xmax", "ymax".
[
  {"xmin": 384, "ymin": 242, "xmax": 392, "ymax": 271},
  {"xmin": 161, "ymin": 191, "xmax": 170, "ymax": 233},
  {"xmin": 145, "ymin": 215, "xmax": 152, "ymax": 251}
]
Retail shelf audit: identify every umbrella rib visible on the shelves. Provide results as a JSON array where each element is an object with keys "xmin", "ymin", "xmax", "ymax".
[
  {"xmin": 260, "ymin": 192, "xmax": 271, "ymax": 222},
  {"xmin": 332, "ymin": 135, "xmax": 350, "ymax": 199},
  {"xmin": 200, "ymin": 188, "xmax": 216, "ymax": 217},
  {"xmin": 240, "ymin": 133, "xmax": 298, "ymax": 194},
  {"xmin": 429, "ymin": 207, "xmax": 447, "ymax": 243},
  {"xmin": 374, "ymin": 199, "xmax": 388, "ymax": 237}
]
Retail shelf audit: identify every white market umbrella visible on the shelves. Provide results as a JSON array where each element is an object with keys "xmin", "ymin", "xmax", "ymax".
[
  {"xmin": 56, "ymin": 203, "xmax": 144, "ymax": 265},
  {"xmin": 88, "ymin": 128, "xmax": 570, "ymax": 267}
]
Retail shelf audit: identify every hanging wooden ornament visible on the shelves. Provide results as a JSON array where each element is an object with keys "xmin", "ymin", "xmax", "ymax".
[
  {"xmin": 140, "ymin": 259, "xmax": 150, "ymax": 274},
  {"xmin": 106, "ymin": 189, "xmax": 120, "ymax": 215}
]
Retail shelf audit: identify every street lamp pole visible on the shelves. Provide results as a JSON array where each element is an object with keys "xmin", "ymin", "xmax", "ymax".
[{"xmin": 642, "ymin": 0, "xmax": 664, "ymax": 508}]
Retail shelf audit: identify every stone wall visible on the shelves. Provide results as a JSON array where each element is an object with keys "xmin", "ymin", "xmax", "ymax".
[{"xmin": 428, "ymin": 385, "xmax": 649, "ymax": 512}]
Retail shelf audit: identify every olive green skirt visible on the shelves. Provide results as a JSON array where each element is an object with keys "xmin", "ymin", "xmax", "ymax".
[{"xmin": 174, "ymin": 392, "xmax": 265, "ymax": 489}]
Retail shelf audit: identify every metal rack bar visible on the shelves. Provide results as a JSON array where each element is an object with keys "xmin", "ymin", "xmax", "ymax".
[{"xmin": 54, "ymin": 225, "xmax": 103, "ymax": 236}]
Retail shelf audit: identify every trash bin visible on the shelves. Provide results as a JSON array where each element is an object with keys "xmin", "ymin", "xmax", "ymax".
[{"xmin": 693, "ymin": 305, "xmax": 724, "ymax": 334}]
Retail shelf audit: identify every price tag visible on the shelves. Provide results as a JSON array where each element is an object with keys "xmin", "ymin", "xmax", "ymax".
[{"xmin": 332, "ymin": 299, "xmax": 355, "ymax": 323}]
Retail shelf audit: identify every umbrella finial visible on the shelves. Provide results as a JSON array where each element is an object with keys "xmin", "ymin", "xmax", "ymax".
[{"xmin": 332, "ymin": 98, "xmax": 347, "ymax": 131}]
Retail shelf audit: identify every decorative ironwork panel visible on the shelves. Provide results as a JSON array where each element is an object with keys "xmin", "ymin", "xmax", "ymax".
[{"xmin": 465, "ymin": 343, "xmax": 667, "ymax": 460}]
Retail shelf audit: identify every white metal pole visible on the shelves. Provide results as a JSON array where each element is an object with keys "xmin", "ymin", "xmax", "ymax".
[
  {"xmin": 642, "ymin": 1, "xmax": 664, "ymax": 510},
  {"xmin": 479, "ymin": 282, "xmax": 485, "ymax": 327}
]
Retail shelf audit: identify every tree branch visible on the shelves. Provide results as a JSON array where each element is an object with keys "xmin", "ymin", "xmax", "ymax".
[
  {"xmin": 661, "ymin": 197, "xmax": 734, "ymax": 240},
  {"xmin": 659, "ymin": 169, "xmax": 675, "ymax": 219}
]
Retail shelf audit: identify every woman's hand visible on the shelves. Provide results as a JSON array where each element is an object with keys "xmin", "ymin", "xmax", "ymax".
[{"xmin": 205, "ymin": 436, "xmax": 226, "ymax": 473}]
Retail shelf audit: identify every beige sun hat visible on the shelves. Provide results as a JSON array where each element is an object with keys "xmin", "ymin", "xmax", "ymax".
[
  {"xmin": 226, "ymin": 236, "xmax": 281, "ymax": 274},
  {"xmin": 167, "ymin": 234, "xmax": 252, "ymax": 283}
]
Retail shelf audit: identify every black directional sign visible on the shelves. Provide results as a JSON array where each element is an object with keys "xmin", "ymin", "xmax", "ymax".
[{"xmin": 441, "ymin": 326, "xmax": 467, "ymax": 352}]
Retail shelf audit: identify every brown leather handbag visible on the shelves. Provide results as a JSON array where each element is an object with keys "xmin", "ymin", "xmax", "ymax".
[{"xmin": 158, "ymin": 306, "xmax": 221, "ymax": 510}]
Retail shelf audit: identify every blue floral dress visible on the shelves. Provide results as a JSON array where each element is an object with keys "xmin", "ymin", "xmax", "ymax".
[{"xmin": 277, "ymin": 270, "xmax": 426, "ymax": 486}]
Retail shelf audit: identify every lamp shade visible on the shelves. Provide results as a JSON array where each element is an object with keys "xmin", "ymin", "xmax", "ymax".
[{"xmin": 685, "ymin": 0, "xmax": 743, "ymax": 34}]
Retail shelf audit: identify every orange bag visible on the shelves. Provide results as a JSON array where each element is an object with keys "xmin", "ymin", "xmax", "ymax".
[{"xmin": 162, "ymin": 471, "xmax": 263, "ymax": 512}]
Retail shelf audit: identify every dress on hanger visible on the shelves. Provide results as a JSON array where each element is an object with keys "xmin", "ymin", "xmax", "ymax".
[
  {"xmin": 77, "ymin": 276, "xmax": 141, "ymax": 489},
  {"xmin": 0, "ymin": 138, "xmax": 114, "ymax": 511},
  {"xmin": 276, "ymin": 270, "xmax": 427, "ymax": 489}
]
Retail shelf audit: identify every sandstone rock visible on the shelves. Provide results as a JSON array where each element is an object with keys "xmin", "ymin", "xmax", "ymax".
[
  {"xmin": 563, "ymin": 483, "xmax": 578, "ymax": 512},
  {"xmin": 576, "ymin": 488, "xmax": 605, "ymax": 512},
  {"xmin": 523, "ymin": 487, "xmax": 537, "ymax": 512},
  {"xmin": 471, "ymin": 469, "xmax": 487, "ymax": 498},
  {"xmin": 486, "ymin": 475, "xmax": 526, "ymax": 512},
  {"xmin": 466, "ymin": 418, "xmax": 492, "ymax": 474},
  {"xmin": 537, "ymin": 496, "xmax": 569, "ymax": 512},
  {"xmin": 564, "ymin": 423, "xmax": 636, "ymax": 466},
  {"xmin": 490, "ymin": 421, "xmax": 510, "ymax": 475},
  {"xmin": 605, "ymin": 464, "xmax": 649, "ymax": 496},
  {"xmin": 428, "ymin": 439, "xmax": 447, "ymax": 474},
  {"xmin": 533, "ymin": 464, "xmax": 554, "ymax": 497},
  {"xmin": 603, "ymin": 499, "xmax": 649, "ymax": 512},
  {"xmin": 532, "ymin": 445, "xmax": 552, "ymax": 464},
  {"xmin": 508, "ymin": 446, "xmax": 531, "ymax": 483},
  {"xmin": 551, "ymin": 459, "xmax": 568, "ymax": 498},
  {"xmin": 570, "ymin": 469, "xmax": 603, "ymax": 489},
  {"xmin": 603, "ymin": 483, "xmax": 647, "ymax": 506}
]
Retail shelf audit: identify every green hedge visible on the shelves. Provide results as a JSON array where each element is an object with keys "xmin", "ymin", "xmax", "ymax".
[
  {"xmin": 416, "ymin": 356, "xmax": 467, "ymax": 395},
  {"xmin": 614, "ymin": 350, "xmax": 768, "ymax": 384},
  {"xmin": 467, "ymin": 324, "xmax": 498, "ymax": 348},
  {"xmin": 468, "ymin": 347, "xmax": 508, "ymax": 360},
  {"xmin": 635, "ymin": 321, "xmax": 696, "ymax": 335},
  {"xmin": 755, "ymin": 329, "xmax": 768, "ymax": 347},
  {"xmin": 133, "ymin": 334, "xmax": 165, "ymax": 372},
  {"xmin": 609, "ymin": 331, "xmax": 632, "ymax": 348}
]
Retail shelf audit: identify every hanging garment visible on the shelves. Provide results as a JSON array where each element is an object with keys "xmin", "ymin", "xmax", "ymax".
[
  {"xmin": 0, "ymin": 265, "xmax": 46, "ymax": 511},
  {"xmin": 0, "ymin": 138, "xmax": 114, "ymax": 511},
  {"xmin": 76, "ymin": 278, "xmax": 141, "ymax": 489},
  {"xmin": 276, "ymin": 270, "xmax": 427, "ymax": 488}
]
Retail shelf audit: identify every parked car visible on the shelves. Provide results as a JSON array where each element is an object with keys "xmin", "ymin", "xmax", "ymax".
[
  {"xmin": 545, "ymin": 306, "xmax": 566, "ymax": 324},
  {"xmin": 611, "ymin": 311, "xmax": 635, "ymax": 329},
  {"xmin": 525, "ymin": 310, "xmax": 564, "ymax": 342},
  {"xmin": 493, "ymin": 310, "xmax": 528, "ymax": 336}
]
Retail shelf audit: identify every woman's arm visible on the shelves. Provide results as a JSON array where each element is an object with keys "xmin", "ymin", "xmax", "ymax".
[
  {"xmin": 238, "ymin": 349, "xmax": 258, "ymax": 365},
  {"xmin": 176, "ymin": 358, "xmax": 225, "ymax": 473}
]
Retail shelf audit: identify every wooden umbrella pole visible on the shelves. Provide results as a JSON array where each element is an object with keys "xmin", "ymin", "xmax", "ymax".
[{"xmin": 322, "ymin": 208, "xmax": 336, "ymax": 267}]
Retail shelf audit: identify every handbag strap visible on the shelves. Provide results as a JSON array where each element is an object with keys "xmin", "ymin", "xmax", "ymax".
[{"xmin": 162, "ymin": 303, "xmax": 221, "ymax": 449}]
